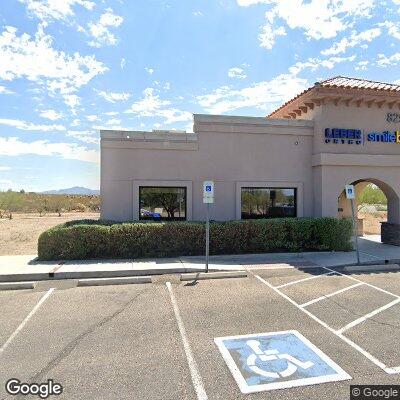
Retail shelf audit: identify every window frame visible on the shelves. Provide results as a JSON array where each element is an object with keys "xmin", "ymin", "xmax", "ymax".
[
  {"xmin": 138, "ymin": 185, "xmax": 188, "ymax": 221},
  {"xmin": 240, "ymin": 186, "xmax": 298, "ymax": 219}
]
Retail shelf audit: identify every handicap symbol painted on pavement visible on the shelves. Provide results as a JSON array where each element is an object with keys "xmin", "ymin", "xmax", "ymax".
[{"xmin": 214, "ymin": 330, "xmax": 351, "ymax": 394}]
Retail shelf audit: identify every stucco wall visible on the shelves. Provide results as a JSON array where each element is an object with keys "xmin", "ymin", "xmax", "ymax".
[
  {"xmin": 311, "ymin": 103, "xmax": 400, "ymax": 223},
  {"xmin": 101, "ymin": 104, "xmax": 400, "ymax": 224},
  {"xmin": 101, "ymin": 116, "xmax": 314, "ymax": 221}
]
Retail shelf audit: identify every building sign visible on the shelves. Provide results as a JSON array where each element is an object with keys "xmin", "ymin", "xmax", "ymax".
[
  {"xmin": 325, "ymin": 128, "xmax": 400, "ymax": 145},
  {"xmin": 324, "ymin": 128, "xmax": 363, "ymax": 145},
  {"xmin": 367, "ymin": 131, "xmax": 400, "ymax": 143}
]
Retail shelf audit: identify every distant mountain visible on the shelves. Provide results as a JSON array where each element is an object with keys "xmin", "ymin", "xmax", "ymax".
[{"xmin": 42, "ymin": 186, "xmax": 100, "ymax": 195}]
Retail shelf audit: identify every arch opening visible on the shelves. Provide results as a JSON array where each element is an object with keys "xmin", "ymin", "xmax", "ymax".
[{"xmin": 338, "ymin": 178, "xmax": 400, "ymax": 242}]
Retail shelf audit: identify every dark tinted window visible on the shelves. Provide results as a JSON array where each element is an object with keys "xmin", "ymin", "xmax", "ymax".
[
  {"xmin": 241, "ymin": 188, "xmax": 296, "ymax": 219},
  {"xmin": 139, "ymin": 187, "xmax": 186, "ymax": 221}
]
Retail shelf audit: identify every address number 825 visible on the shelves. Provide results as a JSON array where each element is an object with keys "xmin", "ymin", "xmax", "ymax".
[{"xmin": 387, "ymin": 113, "xmax": 400, "ymax": 123}]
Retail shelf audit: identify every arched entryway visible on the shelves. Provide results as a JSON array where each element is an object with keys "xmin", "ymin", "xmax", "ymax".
[{"xmin": 338, "ymin": 178, "xmax": 400, "ymax": 242}]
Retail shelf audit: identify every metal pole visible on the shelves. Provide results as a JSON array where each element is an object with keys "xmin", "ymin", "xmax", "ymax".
[
  {"xmin": 351, "ymin": 198, "xmax": 361, "ymax": 265},
  {"xmin": 205, "ymin": 203, "xmax": 210, "ymax": 273}
]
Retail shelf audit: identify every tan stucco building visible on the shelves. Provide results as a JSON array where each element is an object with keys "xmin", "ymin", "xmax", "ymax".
[{"xmin": 100, "ymin": 77, "xmax": 400, "ymax": 245}]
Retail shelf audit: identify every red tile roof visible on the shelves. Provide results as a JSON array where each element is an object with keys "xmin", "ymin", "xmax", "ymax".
[
  {"xmin": 317, "ymin": 76, "xmax": 400, "ymax": 92},
  {"xmin": 268, "ymin": 76, "xmax": 400, "ymax": 118}
]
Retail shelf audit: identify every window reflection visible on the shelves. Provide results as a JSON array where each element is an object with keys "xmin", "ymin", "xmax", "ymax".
[
  {"xmin": 241, "ymin": 188, "xmax": 296, "ymax": 219},
  {"xmin": 139, "ymin": 187, "xmax": 186, "ymax": 221}
]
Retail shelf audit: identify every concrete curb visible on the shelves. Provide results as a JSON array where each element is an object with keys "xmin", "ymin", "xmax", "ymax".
[
  {"xmin": 0, "ymin": 281, "xmax": 36, "ymax": 291},
  {"xmin": 0, "ymin": 267, "xmax": 221, "ymax": 283},
  {"xmin": 344, "ymin": 264, "xmax": 400, "ymax": 273},
  {"xmin": 180, "ymin": 271, "xmax": 248, "ymax": 281},
  {"xmin": 77, "ymin": 276, "xmax": 152, "ymax": 287}
]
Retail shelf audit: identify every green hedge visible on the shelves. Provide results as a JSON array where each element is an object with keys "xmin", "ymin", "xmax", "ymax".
[{"xmin": 37, "ymin": 217, "xmax": 353, "ymax": 261}]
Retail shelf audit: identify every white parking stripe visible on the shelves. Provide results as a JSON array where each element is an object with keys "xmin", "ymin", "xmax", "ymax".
[
  {"xmin": 254, "ymin": 275, "xmax": 391, "ymax": 374},
  {"xmin": 299, "ymin": 283, "xmax": 364, "ymax": 308},
  {"xmin": 0, "ymin": 288, "xmax": 54, "ymax": 356},
  {"xmin": 336, "ymin": 298, "xmax": 400, "ymax": 334},
  {"xmin": 322, "ymin": 267, "xmax": 400, "ymax": 300},
  {"xmin": 166, "ymin": 282, "xmax": 208, "ymax": 400},
  {"xmin": 275, "ymin": 272, "xmax": 334, "ymax": 289}
]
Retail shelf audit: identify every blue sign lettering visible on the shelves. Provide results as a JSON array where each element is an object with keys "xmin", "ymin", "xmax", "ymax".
[{"xmin": 325, "ymin": 128, "xmax": 362, "ymax": 145}]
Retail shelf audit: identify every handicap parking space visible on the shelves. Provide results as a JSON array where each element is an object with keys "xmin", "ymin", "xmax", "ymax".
[{"xmin": 170, "ymin": 276, "xmax": 370, "ymax": 400}]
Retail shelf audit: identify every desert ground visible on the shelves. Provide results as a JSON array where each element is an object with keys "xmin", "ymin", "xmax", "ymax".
[{"xmin": 0, "ymin": 212, "xmax": 100, "ymax": 256}]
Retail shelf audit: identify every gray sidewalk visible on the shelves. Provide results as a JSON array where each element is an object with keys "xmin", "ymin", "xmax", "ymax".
[{"xmin": 1, "ymin": 236, "xmax": 400, "ymax": 282}]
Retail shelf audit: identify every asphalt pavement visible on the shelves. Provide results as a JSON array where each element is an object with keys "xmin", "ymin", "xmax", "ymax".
[{"xmin": 1, "ymin": 267, "xmax": 400, "ymax": 399}]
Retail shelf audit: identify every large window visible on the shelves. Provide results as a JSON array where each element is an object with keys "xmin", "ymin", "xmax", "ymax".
[
  {"xmin": 241, "ymin": 187, "xmax": 297, "ymax": 219},
  {"xmin": 139, "ymin": 186, "xmax": 187, "ymax": 221}
]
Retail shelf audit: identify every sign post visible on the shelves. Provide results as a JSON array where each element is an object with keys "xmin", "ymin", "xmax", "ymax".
[
  {"xmin": 345, "ymin": 184, "xmax": 360, "ymax": 265},
  {"xmin": 203, "ymin": 181, "xmax": 214, "ymax": 273}
]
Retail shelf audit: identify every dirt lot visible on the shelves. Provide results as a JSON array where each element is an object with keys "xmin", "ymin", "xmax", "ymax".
[{"xmin": 0, "ymin": 212, "xmax": 99, "ymax": 256}]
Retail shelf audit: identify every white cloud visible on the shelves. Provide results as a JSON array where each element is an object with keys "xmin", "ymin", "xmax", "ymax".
[
  {"xmin": 86, "ymin": 115, "xmax": 98, "ymax": 121},
  {"xmin": 322, "ymin": 28, "xmax": 381, "ymax": 56},
  {"xmin": 0, "ymin": 25, "xmax": 107, "ymax": 107},
  {"xmin": 0, "ymin": 166, "xmax": 11, "ymax": 171},
  {"xmin": 96, "ymin": 90, "xmax": 131, "ymax": 103},
  {"xmin": 238, "ymin": 0, "xmax": 374, "ymax": 43},
  {"xmin": 66, "ymin": 130, "xmax": 99, "ymax": 144},
  {"xmin": 259, "ymin": 25, "xmax": 286, "ymax": 49},
  {"xmin": 120, "ymin": 58, "xmax": 126, "ymax": 69},
  {"xmin": 125, "ymin": 88, "xmax": 192, "ymax": 124},
  {"xmin": 39, "ymin": 109, "xmax": 63, "ymax": 120},
  {"xmin": 104, "ymin": 111, "xmax": 119, "ymax": 116},
  {"xmin": 71, "ymin": 119, "xmax": 80, "ymax": 126},
  {"xmin": 380, "ymin": 21, "xmax": 400, "ymax": 40},
  {"xmin": 0, "ymin": 179, "xmax": 13, "ymax": 190},
  {"xmin": 0, "ymin": 85, "xmax": 13, "ymax": 94},
  {"xmin": 63, "ymin": 94, "xmax": 80, "ymax": 109},
  {"xmin": 106, "ymin": 118, "xmax": 121, "ymax": 126},
  {"xmin": 355, "ymin": 60, "xmax": 369, "ymax": 71},
  {"xmin": 0, "ymin": 118, "xmax": 65, "ymax": 131},
  {"xmin": 87, "ymin": 8, "xmax": 123, "ymax": 47},
  {"xmin": 19, "ymin": 0, "xmax": 95, "ymax": 21},
  {"xmin": 0, "ymin": 137, "xmax": 98, "ymax": 163},
  {"xmin": 377, "ymin": 52, "xmax": 400, "ymax": 67},
  {"xmin": 145, "ymin": 67, "xmax": 154, "ymax": 75},
  {"xmin": 228, "ymin": 67, "xmax": 247, "ymax": 79},
  {"xmin": 126, "ymin": 88, "xmax": 170, "ymax": 115},
  {"xmin": 197, "ymin": 74, "xmax": 308, "ymax": 114},
  {"xmin": 288, "ymin": 55, "xmax": 356, "ymax": 75},
  {"xmin": 193, "ymin": 11, "xmax": 204, "ymax": 16}
]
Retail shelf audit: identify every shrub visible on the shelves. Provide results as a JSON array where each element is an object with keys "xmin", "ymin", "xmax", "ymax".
[{"xmin": 37, "ymin": 217, "xmax": 353, "ymax": 261}]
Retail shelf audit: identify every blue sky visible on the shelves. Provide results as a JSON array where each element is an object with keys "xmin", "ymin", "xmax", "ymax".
[{"xmin": 0, "ymin": 0, "xmax": 399, "ymax": 191}]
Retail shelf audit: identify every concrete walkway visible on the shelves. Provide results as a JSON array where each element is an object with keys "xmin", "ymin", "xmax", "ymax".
[{"xmin": 1, "ymin": 236, "xmax": 400, "ymax": 282}]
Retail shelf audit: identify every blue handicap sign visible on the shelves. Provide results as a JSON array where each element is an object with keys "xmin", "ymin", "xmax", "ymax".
[
  {"xmin": 214, "ymin": 330, "xmax": 351, "ymax": 393},
  {"xmin": 205, "ymin": 185, "xmax": 212, "ymax": 192}
]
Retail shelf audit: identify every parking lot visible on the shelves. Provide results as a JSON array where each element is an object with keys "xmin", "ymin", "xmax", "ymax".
[{"xmin": 1, "ymin": 266, "xmax": 400, "ymax": 399}]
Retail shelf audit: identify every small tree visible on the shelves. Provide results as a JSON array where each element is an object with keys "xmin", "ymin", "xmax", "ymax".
[
  {"xmin": 0, "ymin": 191, "xmax": 23, "ymax": 219},
  {"xmin": 48, "ymin": 195, "xmax": 70, "ymax": 216},
  {"xmin": 38, "ymin": 198, "xmax": 49, "ymax": 217}
]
